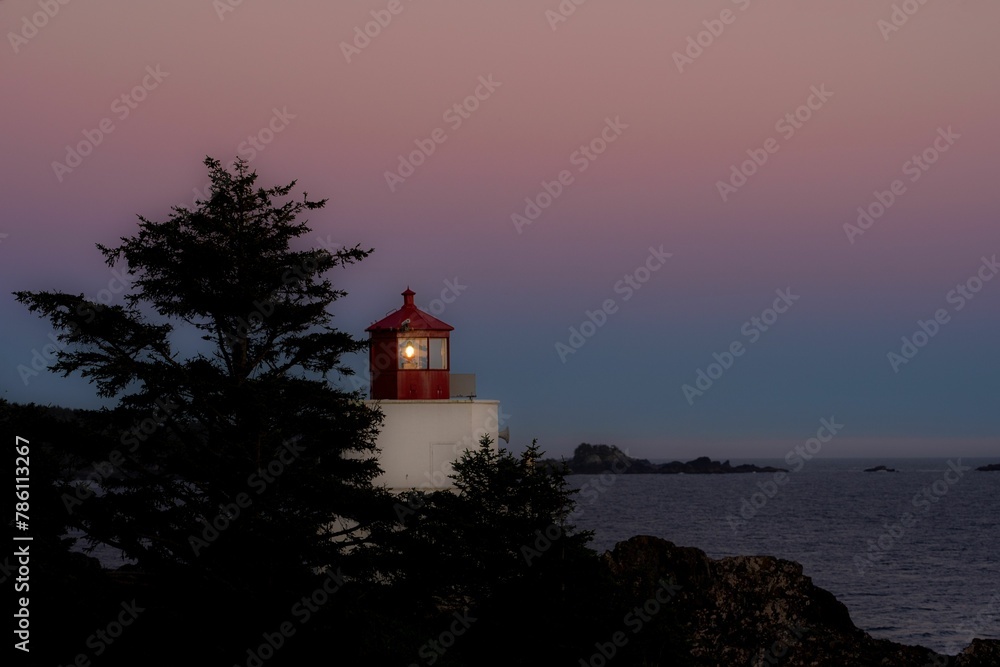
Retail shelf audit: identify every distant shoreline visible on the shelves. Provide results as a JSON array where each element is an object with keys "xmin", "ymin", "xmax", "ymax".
[{"xmin": 538, "ymin": 444, "xmax": 787, "ymax": 475}]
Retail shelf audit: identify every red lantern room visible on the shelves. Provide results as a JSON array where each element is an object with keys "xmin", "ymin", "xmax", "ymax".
[{"xmin": 366, "ymin": 288, "xmax": 453, "ymax": 400}]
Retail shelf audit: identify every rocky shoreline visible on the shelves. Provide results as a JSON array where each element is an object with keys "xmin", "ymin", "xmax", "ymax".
[{"xmin": 604, "ymin": 535, "xmax": 1000, "ymax": 666}]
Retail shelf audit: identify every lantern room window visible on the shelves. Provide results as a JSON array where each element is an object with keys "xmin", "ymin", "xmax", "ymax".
[
  {"xmin": 429, "ymin": 338, "xmax": 448, "ymax": 370},
  {"xmin": 397, "ymin": 337, "xmax": 448, "ymax": 370},
  {"xmin": 399, "ymin": 338, "xmax": 427, "ymax": 369}
]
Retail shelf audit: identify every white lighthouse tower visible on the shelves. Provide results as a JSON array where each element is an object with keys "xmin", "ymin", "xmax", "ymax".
[{"xmin": 364, "ymin": 288, "xmax": 506, "ymax": 490}]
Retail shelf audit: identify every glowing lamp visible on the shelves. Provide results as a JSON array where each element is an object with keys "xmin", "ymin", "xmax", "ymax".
[{"xmin": 366, "ymin": 288, "xmax": 454, "ymax": 400}]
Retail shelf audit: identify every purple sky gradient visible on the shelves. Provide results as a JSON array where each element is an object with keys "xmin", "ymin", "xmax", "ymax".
[{"xmin": 2, "ymin": 0, "xmax": 998, "ymax": 458}]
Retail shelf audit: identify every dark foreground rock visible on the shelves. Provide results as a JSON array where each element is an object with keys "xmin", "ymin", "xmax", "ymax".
[
  {"xmin": 539, "ymin": 443, "xmax": 787, "ymax": 475},
  {"xmin": 602, "ymin": 535, "xmax": 999, "ymax": 666},
  {"xmin": 975, "ymin": 463, "xmax": 1000, "ymax": 471},
  {"xmin": 955, "ymin": 639, "xmax": 1000, "ymax": 665},
  {"xmin": 864, "ymin": 465, "xmax": 898, "ymax": 472}
]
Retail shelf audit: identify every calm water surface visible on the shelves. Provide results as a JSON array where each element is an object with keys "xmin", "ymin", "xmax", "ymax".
[{"xmin": 566, "ymin": 458, "xmax": 1000, "ymax": 655}]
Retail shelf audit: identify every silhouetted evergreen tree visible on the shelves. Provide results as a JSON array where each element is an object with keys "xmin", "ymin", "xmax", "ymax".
[
  {"xmin": 351, "ymin": 436, "xmax": 620, "ymax": 665},
  {"xmin": 1, "ymin": 400, "xmax": 129, "ymax": 665},
  {"xmin": 14, "ymin": 157, "xmax": 392, "ymax": 664}
]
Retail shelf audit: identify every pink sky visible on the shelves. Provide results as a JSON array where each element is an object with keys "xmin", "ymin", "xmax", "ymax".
[{"xmin": 2, "ymin": 1, "xmax": 998, "ymax": 457}]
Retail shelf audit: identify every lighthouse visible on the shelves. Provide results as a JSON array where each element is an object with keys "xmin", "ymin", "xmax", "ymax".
[{"xmin": 365, "ymin": 288, "xmax": 505, "ymax": 490}]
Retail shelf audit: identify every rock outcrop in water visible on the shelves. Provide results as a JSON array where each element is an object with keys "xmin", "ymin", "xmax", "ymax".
[
  {"xmin": 539, "ymin": 443, "xmax": 787, "ymax": 475},
  {"xmin": 975, "ymin": 463, "xmax": 1000, "ymax": 472},
  {"xmin": 603, "ymin": 535, "xmax": 1000, "ymax": 666},
  {"xmin": 657, "ymin": 456, "xmax": 788, "ymax": 474}
]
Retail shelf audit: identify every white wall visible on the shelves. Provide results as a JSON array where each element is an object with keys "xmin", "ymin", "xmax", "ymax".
[{"xmin": 366, "ymin": 399, "xmax": 500, "ymax": 491}]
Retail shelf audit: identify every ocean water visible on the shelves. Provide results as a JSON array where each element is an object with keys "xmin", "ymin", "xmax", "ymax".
[{"xmin": 565, "ymin": 458, "xmax": 1000, "ymax": 655}]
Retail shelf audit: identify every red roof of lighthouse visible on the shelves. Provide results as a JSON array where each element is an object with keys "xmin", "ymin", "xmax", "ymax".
[{"xmin": 366, "ymin": 288, "xmax": 454, "ymax": 332}]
